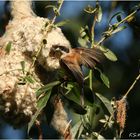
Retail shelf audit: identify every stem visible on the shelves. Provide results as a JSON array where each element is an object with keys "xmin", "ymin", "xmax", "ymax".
[
  {"xmin": 89, "ymin": 71, "xmax": 93, "ymax": 90},
  {"xmin": 89, "ymin": 11, "xmax": 97, "ymax": 90},
  {"xmin": 123, "ymin": 73, "xmax": 140, "ymax": 99},
  {"xmin": 96, "ymin": 7, "xmax": 140, "ymax": 46},
  {"xmin": 51, "ymin": 0, "xmax": 64, "ymax": 24},
  {"xmin": 115, "ymin": 10, "xmax": 138, "ymax": 27}
]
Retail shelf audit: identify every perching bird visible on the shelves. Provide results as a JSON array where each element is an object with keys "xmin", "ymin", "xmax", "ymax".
[{"xmin": 49, "ymin": 45, "xmax": 105, "ymax": 85}]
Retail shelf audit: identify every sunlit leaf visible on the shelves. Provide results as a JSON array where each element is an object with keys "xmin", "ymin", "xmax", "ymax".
[
  {"xmin": 99, "ymin": 119, "xmax": 107, "ymax": 123},
  {"xmin": 55, "ymin": 20, "xmax": 70, "ymax": 27},
  {"xmin": 126, "ymin": 16, "xmax": 135, "ymax": 23},
  {"xmin": 84, "ymin": 5, "xmax": 96, "ymax": 14},
  {"xmin": 71, "ymin": 121, "xmax": 83, "ymax": 138},
  {"xmin": 100, "ymin": 46, "xmax": 117, "ymax": 62},
  {"xmin": 78, "ymin": 37, "xmax": 88, "ymax": 48},
  {"xmin": 45, "ymin": 5, "xmax": 59, "ymax": 16},
  {"xmin": 79, "ymin": 26, "xmax": 90, "ymax": 40},
  {"xmin": 28, "ymin": 90, "xmax": 52, "ymax": 133},
  {"xmin": 36, "ymin": 81, "xmax": 61, "ymax": 97},
  {"xmin": 58, "ymin": 0, "xmax": 64, "ymax": 5},
  {"xmin": 95, "ymin": 4, "xmax": 102, "ymax": 22},
  {"xmin": 111, "ymin": 26, "xmax": 127, "ymax": 34},
  {"xmin": 92, "ymin": 132, "xmax": 106, "ymax": 140},
  {"xmin": 96, "ymin": 93, "xmax": 113, "ymax": 115},
  {"xmin": 5, "ymin": 41, "xmax": 12, "ymax": 54}
]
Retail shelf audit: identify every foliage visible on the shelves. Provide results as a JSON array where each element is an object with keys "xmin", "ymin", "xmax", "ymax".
[{"xmin": 26, "ymin": 1, "xmax": 140, "ymax": 139}]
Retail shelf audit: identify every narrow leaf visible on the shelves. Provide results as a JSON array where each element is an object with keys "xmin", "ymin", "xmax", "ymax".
[
  {"xmin": 5, "ymin": 41, "xmax": 12, "ymax": 54},
  {"xmin": 100, "ymin": 46, "xmax": 117, "ymax": 61},
  {"xmin": 71, "ymin": 121, "xmax": 83, "ymax": 138},
  {"xmin": 55, "ymin": 20, "xmax": 70, "ymax": 27},
  {"xmin": 78, "ymin": 37, "xmax": 88, "ymax": 48},
  {"xmin": 95, "ymin": 4, "xmax": 102, "ymax": 22},
  {"xmin": 112, "ymin": 26, "xmax": 127, "ymax": 34},
  {"xmin": 95, "ymin": 67, "xmax": 110, "ymax": 88},
  {"xmin": 100, "ymin": 72, "xmax": 110, "ymax": 88},
  {"xmin": 96, "ymin": 93, "xmax": 113, "ymax": 115},
  {"xmin": 84, "ymin": 5, "xmax": 96, "ymax": 14},
  {"xmin": 92, "ymin": 132, "xmax": 106, "ymax": 140},
  {"xmin": 36, "ymin": 81, "xmax": 60, "ymax": 97},
  {"xmin": 28, "ymin": 90, "xmax": 51, "ymax": 133}
]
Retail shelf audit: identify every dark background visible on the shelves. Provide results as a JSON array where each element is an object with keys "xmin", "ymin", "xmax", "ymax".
[{"xmin": 0, "ymin": 1, "xmax": 140, "ymax": 139}]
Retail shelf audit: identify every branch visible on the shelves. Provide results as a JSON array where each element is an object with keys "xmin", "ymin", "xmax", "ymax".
[
  {"xmin": 96, "ymin": 5, "xmax": 140, "ymax": 47},
  {"xmin": 122, "ymin": 73, "xmax": 140, "ymax": 99}
]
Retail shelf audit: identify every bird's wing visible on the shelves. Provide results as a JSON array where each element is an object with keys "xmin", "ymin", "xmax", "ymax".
[
  {"xmin": 60, "ymin": 56, "xmax": 84, "ymax": 84},
  {"xmin": 60, "ymin": 47, "xmax": 104, "ymax": 84},
  {"xmin": 75, "ymin": 47, "xmax": 104, "ymax": 69}
]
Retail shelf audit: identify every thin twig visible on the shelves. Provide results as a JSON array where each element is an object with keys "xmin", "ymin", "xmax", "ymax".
[
  {"xmin": 96, "ymin": 6, "xmax": 140, "ymax": 47},
  {"xmin": 122, "ymin": 73, "xmax": 140, "ymax": 99},
  {"xmin": 89, "ymin": 4, "xmax": 97, "ymax": 91}
]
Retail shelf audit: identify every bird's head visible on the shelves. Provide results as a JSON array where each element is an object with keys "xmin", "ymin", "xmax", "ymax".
[
  {"xmin": 49, "ymin": 45, "xmax": 70, "ymax": 59},
  {"xmin": 38, "ymin": 27, "xmax": 71, "ymax": 71}
]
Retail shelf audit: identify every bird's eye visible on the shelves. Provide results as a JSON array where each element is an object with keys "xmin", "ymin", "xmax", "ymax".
[{"xmin": 52, "ymin": 45, "xmax": 69, "ymax": 53}]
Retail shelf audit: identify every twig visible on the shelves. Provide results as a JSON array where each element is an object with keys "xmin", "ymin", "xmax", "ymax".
[
  {"xmin": 51, "ymin": 0, "xmax": 64, "ymax": 24},
  {"xmin": 122, "ymin": 73, "xmax": 140, "ymax": 99},
  {"xmin": 89, "ymin": 3, "xmax": 98, "ymax": 91},
  {"xmin": 96, "ymin": 6, "xmax": 140, "ymax": 47}
]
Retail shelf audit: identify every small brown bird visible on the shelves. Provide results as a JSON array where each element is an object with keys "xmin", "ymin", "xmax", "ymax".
[{"xmin": 49, "ymin": 45, "xmax": 105, "ymax": 85}]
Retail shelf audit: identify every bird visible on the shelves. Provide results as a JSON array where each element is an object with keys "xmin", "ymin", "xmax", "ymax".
[{"xmin": 49, "ymin": 45, "xmax": 105, "ymax": 85}]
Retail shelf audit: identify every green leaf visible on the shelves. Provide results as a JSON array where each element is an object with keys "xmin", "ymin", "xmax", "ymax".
[
  {"xmin": 55, "ymin": 20, "xmax": 70, "ymax": 27},
  {"xmin": 71, "ymin": 121, "xmax": 83, "ymax": 138},
  {"xmin": 100, "ymin": 72, "xmax": 110, "ymax": 88},
  {"xmin": 5, "ymin": 41, "xmax": 12, "ymax": 54},
  {"xmin": 36, "ymin": 81, "xmax": 61, "ymax": 97},
  {"xmin": 28, "ymin": 90, "xmax": 52, "ymax": 133},
  {"xmin": 95, "ymin": 4, "xmax": 102, "ymax": 22},
  {"xmin": 84, "ymin": 5, "xmax": 96, "ymax": 14},
  {"xmin": 25, "ymin": 75, "xmax": 35, "ymax": 84},
  {"xmin": 80, "ymin": 26, "xmax": 90, "ymax": 40},
  {"xmin": 111, "ymin": 26, "xmax": 127, "ymax": 34},
  {"xmin": 100, "ymin": 46, "xmax": 117, "ymax": 61},
  {"xmin": 78, "ymin": 37, "xmax": 88, "ymax": 48},
  {"xmin": 96, "ymin": 93, "xmax": 113, "ymax": 115},
  {"xmin": 20, "ymin": 61, "xmax": 25, "ymax": 74},
  {"xmin": 95, "ymin": 67, "xmax": 110, "ymax": 88},
  {"xmin": 109, "ymin": 12, "xmax": 123, "ymax": 26},
  {"xmin": 92, "ymin": 132, "xmax": 106, "ymax": 140}
]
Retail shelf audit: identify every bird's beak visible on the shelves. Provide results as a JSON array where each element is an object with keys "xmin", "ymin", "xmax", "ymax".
[{"xmin": 49, "ymin": 45, "xmax": 69, "ymax": 59}]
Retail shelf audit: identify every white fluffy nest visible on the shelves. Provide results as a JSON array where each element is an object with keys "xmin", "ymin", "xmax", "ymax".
[{"xmin": 0, "ymin": 15, "xmax": 70, "ymax": 127}]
